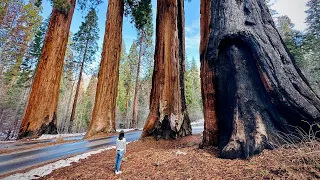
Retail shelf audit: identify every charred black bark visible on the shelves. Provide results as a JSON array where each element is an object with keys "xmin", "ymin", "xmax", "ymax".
[
  {"xmin": 18, "ymin": 113, "xmax": 57, "ymax": 139},
  {"xmin": 202, "ymin": 0, "xmax": 320, "ymax": 159}
]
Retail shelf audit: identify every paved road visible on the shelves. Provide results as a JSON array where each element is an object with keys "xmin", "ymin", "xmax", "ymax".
[
  {"xmin": 0, "ymin": 135, "xmax": 84, "ymax": 151},
  {"xmin": 0, "ymin": 127, "xmax": 203, "ymax": 176}
]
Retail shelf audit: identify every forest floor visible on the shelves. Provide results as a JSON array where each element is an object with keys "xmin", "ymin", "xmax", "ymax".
[{"xmin": 40, "ymin": 134, "xmax": 320, "ymax": 179}]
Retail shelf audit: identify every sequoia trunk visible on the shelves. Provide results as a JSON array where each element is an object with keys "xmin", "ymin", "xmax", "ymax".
[
  {"xmin": 200, "ymin": 0, "xmax": 218, "ymax": 146},
  {"xmin": 142, "ymin": 0, "xmax": 191, "ymax": 140},
  {"xmin": 202, "ymin": 0, "xmax": 320, "ymax": 159},
  {"xmin": 18, "ymin": 0, "xmax": 76, "ymax": 139},
  {"xmin": 84, "ymin": 0, "xmax": 124, "ymax": 139}
]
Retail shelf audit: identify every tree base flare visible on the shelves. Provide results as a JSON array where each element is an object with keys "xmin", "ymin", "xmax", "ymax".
[
  {"xmin": 142, "ymin": 113, "xmax": 192, "ymax": 140},
  {"xmin": 18, "ymin": 117, "xmax": 58, "ymax": 139}
]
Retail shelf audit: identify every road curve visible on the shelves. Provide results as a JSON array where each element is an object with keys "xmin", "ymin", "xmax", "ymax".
[{"xmin": 0, "ymin": 127, "xmax": 203, "ymax": 176}]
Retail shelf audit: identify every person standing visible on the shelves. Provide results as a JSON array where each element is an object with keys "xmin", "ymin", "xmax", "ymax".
[{"xmin": 115, "ymin": 130, "xmax": 126, "ymax": 174}]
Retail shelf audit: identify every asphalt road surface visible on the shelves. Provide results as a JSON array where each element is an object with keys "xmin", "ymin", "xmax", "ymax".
[{"xmin": 0, "ymin": 126, "xmax": 203, "ymax": 176}]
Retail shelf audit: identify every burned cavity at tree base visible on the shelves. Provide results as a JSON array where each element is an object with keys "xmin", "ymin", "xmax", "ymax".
[
  {"xmin": 18, "ymin": 115, "xmax": 58, "ymax": 139},
  {"xmin": 201, "ymin": 0, "xmax": 320, "ymax": 159}
]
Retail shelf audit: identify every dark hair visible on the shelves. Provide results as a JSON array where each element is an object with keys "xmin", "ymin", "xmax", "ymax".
[{"xmin": 118, "ymin": 131, "xmax": 124, "ymax": 140}]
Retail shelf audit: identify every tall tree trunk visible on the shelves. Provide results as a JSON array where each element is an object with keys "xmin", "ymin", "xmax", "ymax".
[
  {"xmin": 10, "ymin": 87, "xmax": 29, "ymax": 138},
  {"xmin": 200, "ymin": 0, "xmax": 218, "ymax": 146},
  {"xmin": 202, "ymin": 0, "xmax": 320, "ymax": 159},
  {"xmin": 125, "ymin": 91, "xmax": 131, "ymax": 128},
  {"xmin": 84, "ymin": 0, "xmax": 124, "ymax": 139},
  {"xmin": 68, "ymin": 41, "xmax": 88, "ymax": 133},
  {"xmin": 0, "ymin": 0, "xmax": 9, "ymax": 27},
  {"xmin": 142, "ymin": 0, "xmax": 191, "ymax": 140},
  {"xmin": 8, "ymin": 25, "xmax": 32, "ymax": 86},
  {"xmin": 18, "ymin": 0, "xmax": 76, "ymax": 139},
  {"xmin": 60, "ymin": 81, "xmax": 75, "ymax": 133},
  {"xmin": 132, "ymin": 32, "xmax": 144, "ymax": 129}
]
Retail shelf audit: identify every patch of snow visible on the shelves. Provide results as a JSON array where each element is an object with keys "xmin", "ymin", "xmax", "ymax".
[
  {"xmin": 37, "ymin": 133, "xmax": 85, "ymax": 140},
  {"xmin": 176, "ymin": 150, "xmax": 187, "ymax": 155},
  {"xmin": 191, "ymin": 119, "xmax": 204, "ymax": 126},
  {"xmin": 37, "ymin": 129, "xmax": 135, "ymax": 140},
  {"xmin": 116, "ymin": 129, "xmax": 135, "ymax": 133}
]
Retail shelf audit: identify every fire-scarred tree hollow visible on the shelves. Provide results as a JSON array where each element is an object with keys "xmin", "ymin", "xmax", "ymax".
[{"xmin": 200, "ymin": 0, "xmax": 320, "ymax": 159}]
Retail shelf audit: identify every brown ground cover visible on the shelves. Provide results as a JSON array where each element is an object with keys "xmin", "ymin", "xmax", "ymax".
[{"xmin": 41, "ymin": 135, "xmax": 320, "ymax": 179}]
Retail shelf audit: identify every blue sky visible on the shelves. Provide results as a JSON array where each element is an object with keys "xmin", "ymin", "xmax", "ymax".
[
  {"xmin": 41, "ymin": 0, "xmax": 201, "ymax": 65},
  {"xmin": 41, "ymin": 0, "xmax": 308, "ymax": 70}
]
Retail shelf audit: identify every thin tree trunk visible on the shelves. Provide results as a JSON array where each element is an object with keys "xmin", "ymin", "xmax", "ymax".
[
  {"xmin": 60, "ymin": 81, "xmax": 75, "ymax": 133},
  {"xmin": 84, "ymin": 0, "xmax": 124, "ymax": 139},
  {"xmin": 0, "ymin": 61, "xmax": 5, "ymax": 84},
  {"xmin": 8, "ymin": 26, "xmax": 32, "ymax": 86},
  {"xmin": 68, "ymin": 41, "xmax": 88, "ymax": 133},
  {"xmin": 132, "ymin": 32, "xmax": 144, "ymax": 129},
  {"xmin": 142, "ymin": 0, "xmax": 191, "ymax": 140},
  {"xmin": 200, "ymin": 0, "xmax": 218, "ymax": 146},
  {"xmin": 0, "ymin": 0, "xmax": 9, "ymax": 26},
  {"xmin": 10, "ymin": 87, "xmax": 28, "ymax": 138},
  {"xmin": 0, "ymin": 109, "xmax": 4, "ymax": 126},
  {"xmin": 18, "ymin": 0, "xmax": 76, "ymax": 139},
  {"xmin": 125, "ymin": 84, "xmax": 131, "ymax": 128},
  {"xmin": 203, "ymin": 0, "xmax": 320, "ymax": 159}
]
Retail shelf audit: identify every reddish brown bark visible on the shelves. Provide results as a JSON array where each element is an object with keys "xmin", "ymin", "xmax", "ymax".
[
  {"xmin": 132, "ymin": 33, "xmax": 144, "ymax": 129},
  {"xmin": 200, "ymin": 0, "xmax": 218, "ymax": 146},
  {"xmin": 68, "ymin": 41, "xmax": 88, "ymax": 133},
  {"xmin": 142, "ymin": 0, "xmax": 191, "ymax": 140},
  {"xmin": 84, "ymin": 0, "xmax": 124, "ymax": 139},
  {"xmin": 18, "ymin": 0, "xmax": 76, "ymax": 139}
]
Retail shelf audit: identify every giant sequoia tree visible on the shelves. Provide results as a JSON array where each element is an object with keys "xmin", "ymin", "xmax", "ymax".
[
  {"xmin": 142, "ymin": 0, "xmax": 192, "ymax": 139},
  {"xmin": 18, "ymin": 0, "xmax": 76, "ymax": 139},
  {"xmin": 201, "ymin": 0, "xmax": 320, "ymax": 159},
  {"xmin": 84, "ymin": 0, "xmax": 124, "ymax": 139}
]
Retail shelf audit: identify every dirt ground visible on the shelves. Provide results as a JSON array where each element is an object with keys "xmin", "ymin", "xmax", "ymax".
[{"xmin": 41, "ymin": 135, "xmax": 320, "ymax": 179}]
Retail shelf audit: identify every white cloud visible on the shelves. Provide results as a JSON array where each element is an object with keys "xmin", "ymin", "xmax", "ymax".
[
  {"xmin": 185, "ymin": 20, "xmax": 200, "ymax": 34},
  {"xmin": 185, "ymin": 20, "xmax": 200, "ymax": 50},
  {"xmin": 185, "ymin": 33, "xmax": 200, "ymax": 49},
  {"xmin": 272, "ymin": 0, "xmax": 308, "ymax": 31}
]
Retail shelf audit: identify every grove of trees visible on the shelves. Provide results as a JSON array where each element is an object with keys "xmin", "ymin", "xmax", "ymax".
[{"xmin": 0, "ymin": 0, "xmax": 318, "ymax": 160}]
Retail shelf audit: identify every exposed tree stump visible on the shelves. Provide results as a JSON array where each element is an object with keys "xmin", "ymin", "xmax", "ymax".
[
  {"xmin": 201, "ymin": 0, "xmax": 320, "ymax": 159},
  {"xmin": 142, "ymin": 0, "xmax": 192, "ymax": 140}
]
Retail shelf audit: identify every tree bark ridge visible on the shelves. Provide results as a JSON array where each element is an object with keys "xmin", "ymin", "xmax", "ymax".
[
  {"xmin": 18, "ymin": 0, "xmax": 76, "ymax": 139},
  {"xmin": 142, "ymin": 0, "xmax": 191, "ymax": 140},
  {"xmin": 84, "ymin": 0, "xmax": 124, "ymax": 139},
  {"xmin": 202, "ymin": 0, "xmax": 320, "ymax": 159}
]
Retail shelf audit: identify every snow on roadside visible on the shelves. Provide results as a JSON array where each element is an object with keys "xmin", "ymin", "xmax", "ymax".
[
  {"xmin": 37, "ymin": 133, "xmax": 85, "ymax": 140},
  {"xmin": 116, "ymin": 129, "xmax": 135, "ymax": 133},
  {"xmin": 37, "ymin": 129, "xmax": 134, "ymax": 140},
  {"xmin": 3, "ymin": 141, "xmax": 133, "ymax": 180},
  {"xmin": 191, "ymin": 119, "xmax": 204, "ymax": 126}
]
